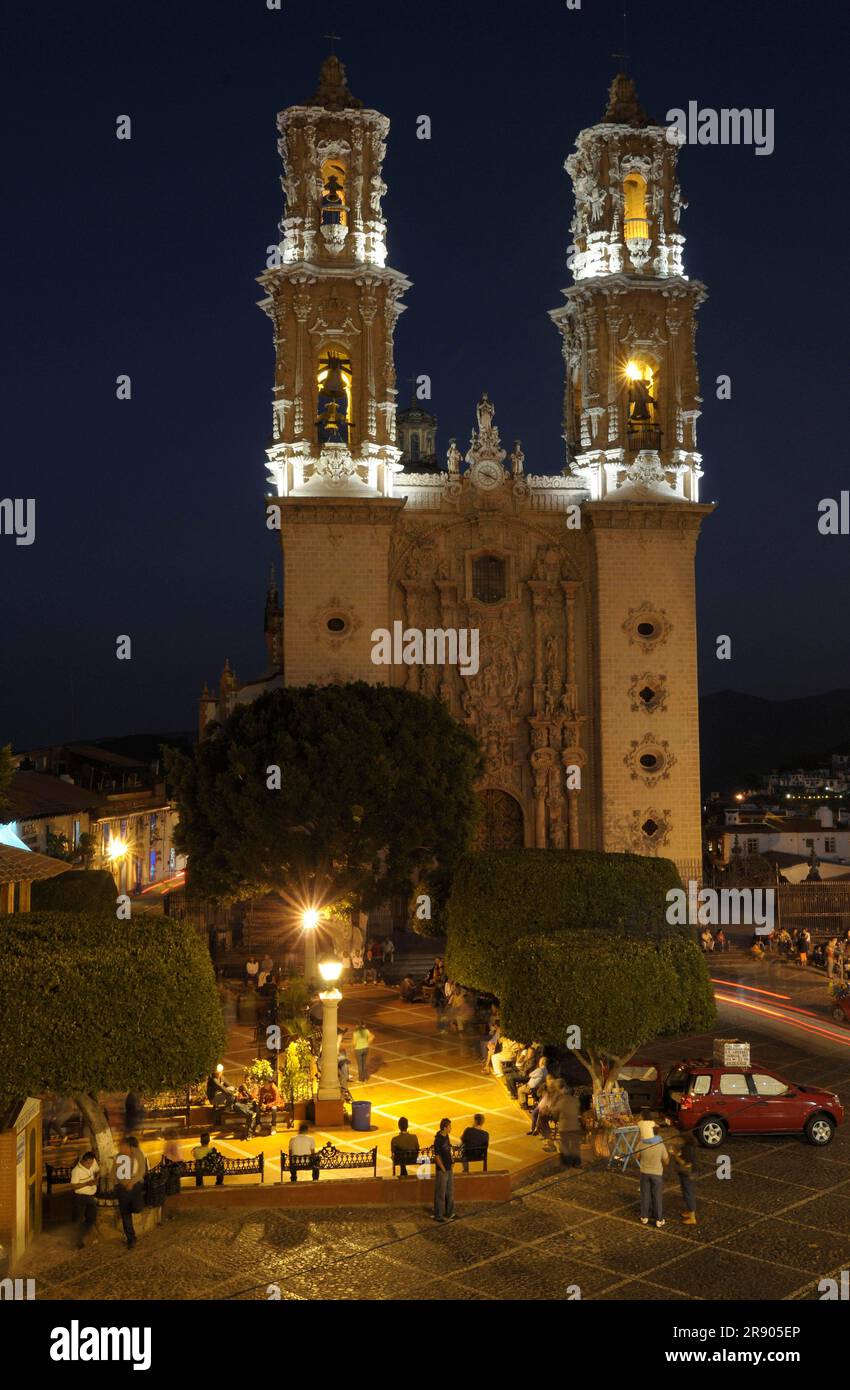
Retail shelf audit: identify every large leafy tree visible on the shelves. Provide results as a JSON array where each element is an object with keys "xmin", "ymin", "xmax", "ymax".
[
  {"xmin": 0, "ymin": 911, "xmax": 226, "ymax": 1169},
  {"xmin": 500, "ymin": 932, "xmax": 715, "ymax": 1092},
  {"xmin": 167, "ymin": 683, "xmax": 482, "ymax": 915},
  {"xmin": 446, "ymin": 848, "xmax": 715, "ymax": 1092}
]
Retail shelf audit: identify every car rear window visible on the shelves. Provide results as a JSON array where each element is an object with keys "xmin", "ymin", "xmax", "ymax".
[
  {"xmin": 719, "ymin": 1073, "xmax": 749, "ymax": 1095},
  {"xmin": 688, "ymin": 1074, "xmax": 711, "ymax": 1095},
  {"xmin": 619, "ymin": 1066, "xmax": 657, "ymax": 1082}
]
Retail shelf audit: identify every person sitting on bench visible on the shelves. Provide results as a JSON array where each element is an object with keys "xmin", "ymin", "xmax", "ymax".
[
  {"xmin": 206, "ymin": 1074, "xmax": 258, "ymax": 1138},
  {"xmin": 460, "ymin": 1114, "xmax": 489, "ymax": 1170},
  {"xmin": 288, "ymin": 1122, "xmax": 319, "ymax": 1182},
  {"xmin": 192, "ymin": 1132, "xmax": 224, "ymax": 1187},
  {"xmin": 391, "ymin": 1116, "xmax": 420, "ymax": 1176},
  {"xmin": 257, "ymin": 1078, "xmax": 281, "ymax": 1128}
]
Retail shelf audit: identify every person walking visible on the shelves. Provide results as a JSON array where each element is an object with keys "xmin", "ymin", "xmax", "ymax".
[
  {"xmin": 636, "ymin": 1115, "xmax": 669, "ymax": 1229},
  {"xmin": 352, "ymin": 1020, "xmax": 374, "ymax": 1082},
  {"xmin": 432, "ymin": 1118, "xmax": 456, "ymax": 1222},
  {"xmin": 115, "ymin": 1136, "xmax": 147, "ymax": 1249},
  {"xmin": 672, "ymin": 1131, "xmax": 698, "ymax": 1225},
  {"xmin": 70, "ymin": 1151, "xmax": 100, "ymax": 1249}
]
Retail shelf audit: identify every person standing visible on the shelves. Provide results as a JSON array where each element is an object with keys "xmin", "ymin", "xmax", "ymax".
[
  {"xmin": 288, "ymin": 1122, "xmax": 319, "ymax": 1182},
  {"xmin": 556, "ymin": 1087, "xmax": 583, "ymax": 1168},
  {"xmin": 433, "ymin": 1118, "xmax": 456, "ymax": 1222},
  {"xmin": 351, "ymin": 946, "xmax": 364, "ymax": 983},
  {"xmin": 115, "ymin": 1136, "xmax": 147, "ymax": 1249},
  {"xmin": 636, "ymin": 1116, "xmax": 669, "ymax": 1229},
  {"xmin": 352, "ymin": 1020, "xmax": 374, "ymax": 1082},
  {"xmin": 245, "ymin": 955, "xmax": 260, "ymax": 989},
  {"xmin": 382, "ymin": 936, "xmax": 395, "ymax": 966},
  {"xmin": 70, "ymin": 1151, "xmax": 100, "ymax": 1250},
  {"xmin": 673, "ymin": 1132, "xmax": 698, "ymax": 1225},
  {"xmin": 826, "ymin": 937, "xmax": 837, "ymax": 979}
]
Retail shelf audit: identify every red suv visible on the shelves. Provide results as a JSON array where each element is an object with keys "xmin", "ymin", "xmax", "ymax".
[{"xmin": 664, "ymin": 1061, "xmax": 843, "ymax": 1148}]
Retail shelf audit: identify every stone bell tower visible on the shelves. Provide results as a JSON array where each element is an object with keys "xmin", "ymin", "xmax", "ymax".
[
  {"xmin": 550, "ymin": 73, "xmax": 714, "ymax": 869},
  {"xmin": 258, "ymin": 54, "xmax": 411, "ymax": 686}
]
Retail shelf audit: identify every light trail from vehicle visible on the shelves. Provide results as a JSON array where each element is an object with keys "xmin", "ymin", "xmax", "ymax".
[
  {"xmin": 710, "ymin": 978, "xmax": 790, "ymax": 1000},
  {"xmin": 713, "ymin": 991, "xmax": 850, "ymax": 1049}
]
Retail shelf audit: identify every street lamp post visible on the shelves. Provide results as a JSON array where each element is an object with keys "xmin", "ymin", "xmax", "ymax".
[
  {"xmin": 302, "ymin": 908, "xmax": 320, "ymax": 984},
  {"xmin": 315, "ymin": 956, "xmax": 344, "ymax": 1127}
]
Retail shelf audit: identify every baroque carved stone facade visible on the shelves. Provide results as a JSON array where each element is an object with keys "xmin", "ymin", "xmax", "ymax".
[{"xmin": 201, "ymin": 62, "xmax": 713, "ymax": 871}]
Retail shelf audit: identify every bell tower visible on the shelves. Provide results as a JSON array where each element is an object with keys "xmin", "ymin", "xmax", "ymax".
[
  {"xmin": 550, "ymin": 73, "xmax": 704, "ymax": 502},
  {"xmin": 259, "ymin": 54, "xmax": 409, "ymax": 687},
  {"xmin": 550, "ymin": 73, "xmax": 714, "ymax": 870},
  {"xmin": 258, "ymin": 52, "xmax": 411, "ymax": 499}
]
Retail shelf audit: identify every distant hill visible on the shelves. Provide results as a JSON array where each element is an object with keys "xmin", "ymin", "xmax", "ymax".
[{"xmin": 700, "ymin": 690, "xmax": 850, "ymax": 794}]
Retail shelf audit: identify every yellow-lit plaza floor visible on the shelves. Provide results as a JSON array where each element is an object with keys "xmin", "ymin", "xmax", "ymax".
[{"xmin": 137, "ymin": 984, "xmax": 551, "ymax": 1184}]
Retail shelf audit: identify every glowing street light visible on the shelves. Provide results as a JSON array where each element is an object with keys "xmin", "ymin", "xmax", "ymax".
[
  {"xmin": 301, "ymin": 907, "xmax": 320, "ymax": 983},
  {"xmin": 316, "ymin": 955, "xmax": 344, "ymax": 1122},
  {"xmin": 107, "ymin": 836, "xmax": 128, "ymax": 861}
]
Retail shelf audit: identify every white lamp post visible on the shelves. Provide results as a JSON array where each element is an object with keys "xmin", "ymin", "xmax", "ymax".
[
  {"xmin": 315, "ymin": 956, "xmax": 344, "ymax": 1126},
  {"xmin": 302, "ymin": 908, "xmax": 320, "ymax": 984}
]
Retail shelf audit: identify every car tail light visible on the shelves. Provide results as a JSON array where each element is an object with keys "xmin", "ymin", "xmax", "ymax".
[{"xmin": 679, "ymin": 1095, "xmax": 693, "ymax": 1110}]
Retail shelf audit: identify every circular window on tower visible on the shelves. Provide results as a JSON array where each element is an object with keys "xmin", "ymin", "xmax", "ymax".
[
  {"xmin": 625, "ymin": 735, "xmax": 676, "ymax": 786},
  {"xmin": 312, "ymin": 598, "xmax": 361, "ymax": 648},
  {"xmin": 622, "ymin": 603, "xmax": 671, "ymax": 652}
]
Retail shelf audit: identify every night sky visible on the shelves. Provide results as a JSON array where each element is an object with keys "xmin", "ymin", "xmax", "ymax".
[{"xmin": 2, "ymin": 0, "xmax": 847, "ymax": 749}]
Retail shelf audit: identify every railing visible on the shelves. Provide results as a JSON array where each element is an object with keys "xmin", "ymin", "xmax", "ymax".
[
  {"xmin": 280, "ymin": 1143, "xmax": 378, "ymax": 1180},
  {"xmin": 624, "ymin": 217, "xmax": 650, "ymax": 241},
  {"xmin": 627, "ymin": 424, "xmax": 662, "ymax": 452}
]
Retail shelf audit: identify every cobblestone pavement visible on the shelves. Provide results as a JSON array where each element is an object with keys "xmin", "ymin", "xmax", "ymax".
[{"xmin": 25, "ymin": 955, "xmax": 850, "ymax": 1300}]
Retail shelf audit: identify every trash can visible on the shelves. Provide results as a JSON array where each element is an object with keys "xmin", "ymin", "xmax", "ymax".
[{"xmin": 350, "ymin": 1100, "xmax": 372, "ymax": 1132}]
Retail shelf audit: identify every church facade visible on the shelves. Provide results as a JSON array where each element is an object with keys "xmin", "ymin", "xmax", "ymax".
[{"xmin": 201, "ymin": 58, "xmax": 712, "ymax": 873}]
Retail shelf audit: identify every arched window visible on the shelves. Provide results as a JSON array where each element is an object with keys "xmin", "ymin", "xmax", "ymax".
[
  {"xmin": 409, "ymin": 432, "xmax": 420, "ymax": 462},
  {"xmin": 320, "ymin": 160, "xmax": 347, "ymax": 227},
  {"xmin": 624, "ymin": 358, "xmax": 661, "ymax": 451},
  {"xmin": 472, "ymin": 554, "xmax": 506, "ymax": 604},
  {"xmin": 317, "ymin": 345, "xmax": 353, "ymax": 444},
  {"xmin": 623, "ymin": 172, "xmax": 649, "ymax": 241}
]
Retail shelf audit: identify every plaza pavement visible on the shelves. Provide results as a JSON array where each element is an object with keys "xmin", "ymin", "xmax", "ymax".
[{"xmin": 24, "ymin": 958, "xmax": 850, "ymax": 1300}]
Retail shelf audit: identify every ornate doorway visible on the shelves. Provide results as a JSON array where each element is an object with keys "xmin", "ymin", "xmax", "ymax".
[{"xmin": 473, "ymin": 789, "xmax": 525, "ymax": 850}]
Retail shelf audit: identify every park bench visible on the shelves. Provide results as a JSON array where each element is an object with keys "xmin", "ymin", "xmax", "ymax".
[
  {"xmin": 390, "ymin": 1141, "xmax": 488, "ymax": 1176},
  {"xmin": 45, "ymin": 1151, "xmax": 265, "ymax": 1199},
  {"xmin": 279, "ymin": 1142, "xmax": 378, "ymax": 1181}
]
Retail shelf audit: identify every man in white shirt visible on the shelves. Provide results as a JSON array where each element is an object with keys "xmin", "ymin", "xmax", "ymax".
[
  {"xmin": 70, "ymin": 1151, "xmax": 99, "ymax": 1249},
  {"xmin": 288, "ymin": 1122, "xmax": 319, "ymax": 1183}
]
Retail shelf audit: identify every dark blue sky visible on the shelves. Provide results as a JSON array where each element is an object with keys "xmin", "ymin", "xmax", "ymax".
[{"xmin": 1, "ymin": 0, "xmax": 847, "ymax": 748}]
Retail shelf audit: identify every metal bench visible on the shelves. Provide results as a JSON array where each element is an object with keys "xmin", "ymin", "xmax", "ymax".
[
  {"xmin": 279, "ymin": 1142, "xmax": 378, "ymax": 1181},
  {"xmin": 390, "ymin": 1141, "xmax": 488, "ymax": 1176}
]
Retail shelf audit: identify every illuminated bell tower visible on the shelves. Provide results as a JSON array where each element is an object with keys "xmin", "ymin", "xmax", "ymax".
[
  {"xmin": 550, "ymin": 73, "xmax": 704, "ymax": 502},
  {"xmin": 258, "ymin": 53, "xmax": 411, "ymax": 498},
  {"xmin": 259, "ymin": 55, "xmax": 410, "ymax": 686},
  {"xmin": 550, "ymin": 74, "xmax": 714, "ymax": 869}
]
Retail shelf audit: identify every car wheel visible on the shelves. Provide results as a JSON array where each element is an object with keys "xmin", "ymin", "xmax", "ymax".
[
  {"xmin": 832, "ymin": 1007, "xmax": 847, "ymax": 1023},
  {"xmin": 695, "ymin": 1117, "xmax": 727, "ymax": 1148},
  {"xmin": 805, "ymin": 1113, "xmax": 836, "ymax": 1146}
]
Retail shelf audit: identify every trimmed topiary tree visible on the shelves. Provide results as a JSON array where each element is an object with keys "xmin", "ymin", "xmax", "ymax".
[
  {"xmin": 499, "ymin": 931, "xmax": 715, "ymax": 1092},
  {"xmin": 31, "ymin": 869, "xmax": 116, "ymax": 914},
  {"xmin": 446, "ymin": 847, "xmax": 686, "ymax": 990},
  {"xmin": 0, "ymin": 910, "xmax": 226, "ymax": 1169}
]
